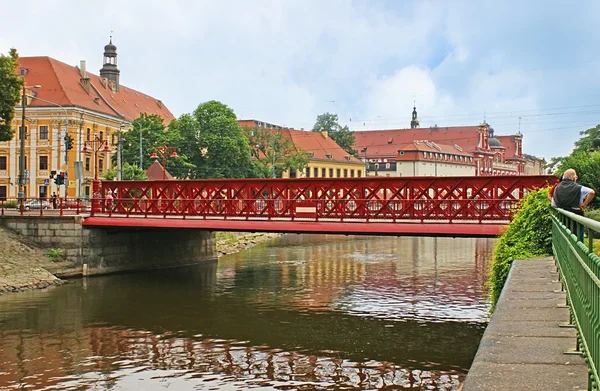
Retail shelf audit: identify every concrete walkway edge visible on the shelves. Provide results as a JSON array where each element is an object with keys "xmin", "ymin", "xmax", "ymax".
[{"xmin": 462, "ymin": 257, "xmax": 588, "ymax": 391}]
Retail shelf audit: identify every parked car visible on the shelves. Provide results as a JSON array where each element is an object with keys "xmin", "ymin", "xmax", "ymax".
[{"xmin": 25, "ymin": 199, "xmax": 50, "ymax": 210}]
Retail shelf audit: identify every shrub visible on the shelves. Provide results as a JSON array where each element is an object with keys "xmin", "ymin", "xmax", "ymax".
[
  {"xmin": 584, "ymin": 208, "xmax": 600, "ymax": 222},
  {"xmin": 46, "ymin": 248, "xmax": 64, "ymax": 262},
  {"xmin": 1, "ymin": 200, "xmax": 18, "ymax": 209},
  {"xmin": 488, "ymin": 188, "xmax": 553, "ymax": 309}
]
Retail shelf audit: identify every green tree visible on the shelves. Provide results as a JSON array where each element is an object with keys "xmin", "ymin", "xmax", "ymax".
[
  {"xmin": 0, "ymin": 48, "xmax": 23, "ymax": 141},
  {"xmin": 174, "ymin": 100, "xmax": 260, "ymax": 178},
  {"xmin": 119, "ymin": 113, "xmax": 168, "ymax": 170},
  {"xmin": 102, "ymin": 162, "xmax": 147, "ymax": 180},
  {"xmin": 312, "ymin": 112, "xmax": 357, "ymax": 156},
  {"xmin": 244, "ymin": 127, "xmax": 310, "ymax": 178}
]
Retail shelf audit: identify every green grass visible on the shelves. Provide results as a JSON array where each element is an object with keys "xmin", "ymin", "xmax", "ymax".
[{"xmin": 215, "ymin": 232, "xmax": 239, "ymax": 245}]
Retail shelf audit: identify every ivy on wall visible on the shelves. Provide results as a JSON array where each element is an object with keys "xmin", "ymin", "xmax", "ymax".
[{"xmin": 488, "ymin": 187, "xmax": 554, "ymax": 309}]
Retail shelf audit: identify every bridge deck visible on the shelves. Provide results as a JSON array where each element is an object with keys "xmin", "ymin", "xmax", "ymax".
[{"xmin": 83, "ymin": 216, "xmax": 504, "ymax": 237}]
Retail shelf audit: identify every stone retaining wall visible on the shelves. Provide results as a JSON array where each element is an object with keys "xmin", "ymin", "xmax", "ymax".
[{"xmin": 0, "ymin": 216, "xmax": 217, "ymax": 277}]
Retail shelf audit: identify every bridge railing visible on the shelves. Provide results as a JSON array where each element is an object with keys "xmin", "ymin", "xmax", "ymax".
[
  {"xmin": 552, "ymin": 208, "xmax": 600, "ymax": 390},
  {"xmin": 0, "ymin": 197, "xmax": 90, "ymax": 216},
  {"xmin": 95, "ymin": 175, "xmax": 556, "ymax": 222},
  {"xmin": 93, "ymin": 196, "xmax": 522, "ymax": 222}
]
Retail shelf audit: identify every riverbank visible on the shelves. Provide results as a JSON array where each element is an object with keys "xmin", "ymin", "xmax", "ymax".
[
  {"xmin": 0, "ymin": 229, "xmax": 281, "ymax": 296},
  {"xmin": 0, "ymin": 228, "xmax": 65, "ymax": 295},
  {"xmin": 216, "ymin": 231, "xmax": 282, "ymax": 256}
]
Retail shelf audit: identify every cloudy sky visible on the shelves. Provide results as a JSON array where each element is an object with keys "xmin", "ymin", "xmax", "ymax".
[{"xmin": 2, "ymin": 0, "xmax": 599, "ymax": 160}]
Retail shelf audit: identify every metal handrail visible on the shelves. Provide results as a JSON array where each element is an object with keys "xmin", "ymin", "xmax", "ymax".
[{"xmin": 552, "ymin": 208, "xmax": 600, "ymax": 390}]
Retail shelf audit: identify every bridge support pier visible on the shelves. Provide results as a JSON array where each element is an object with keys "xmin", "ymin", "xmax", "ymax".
[{"xmin": 0, "ymin": 216, "xmax": 217, "ymax": 277}]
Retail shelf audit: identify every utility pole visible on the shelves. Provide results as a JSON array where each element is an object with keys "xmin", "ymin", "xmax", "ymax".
[
  {"xmin": 117, "ymin": 125, "xmax": 123, "ymax": 180},
  {"xmin": 18, "ymin": 84, "xmax": 26, "ymax": 206},
  {"xmin": 139, "ymin": 121, "xmax": 143, "ymax": 168}
]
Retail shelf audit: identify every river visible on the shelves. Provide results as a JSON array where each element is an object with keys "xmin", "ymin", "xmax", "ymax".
[{"xmin": 0, "ymin": 234, "xmax": 496, "ymax": 390}]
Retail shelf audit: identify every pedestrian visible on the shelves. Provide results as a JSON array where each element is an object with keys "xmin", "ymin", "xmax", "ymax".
[
  {"xmin": 548, "ymin": 174, "xmax": 563, "ymax": 207},
  {"xmin": 106, "ymin": 190, "xmax": 114, "ymax": 213},
  {"xmin": 51, "ymin": 192, "xmax": 57, "ymax": 209},
  {"xmin": 552, "ymin": 169, "xmax": 595, "ymax": 241}
]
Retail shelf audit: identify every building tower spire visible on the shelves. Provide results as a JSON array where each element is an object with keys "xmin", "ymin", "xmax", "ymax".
[
  {"xmin": 410, "ymin": 101, "xmax": 420, "ymax": 129},
  {"xmin": 99, "ymin": 36, "xmax": 120, "ymax": 92}
]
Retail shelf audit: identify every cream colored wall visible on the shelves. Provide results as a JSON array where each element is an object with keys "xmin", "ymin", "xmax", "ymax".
[
  {"xmin": 397, "ymin": 161, "xmax": 476, "ymax": 177},
  {"xmin": 282, "ymin": 160, "xmax": 364, "ymax": 178}
]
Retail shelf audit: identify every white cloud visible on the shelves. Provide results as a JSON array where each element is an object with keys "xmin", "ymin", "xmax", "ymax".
[{"xmin": 1, "ymin": 0, "xmax": 599, "ymax": 160}]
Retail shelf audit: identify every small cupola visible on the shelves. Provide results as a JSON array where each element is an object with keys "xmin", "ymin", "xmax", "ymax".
[{"xmin": 99, "ymin": 36, "xmax": 120, "ymax": 92}]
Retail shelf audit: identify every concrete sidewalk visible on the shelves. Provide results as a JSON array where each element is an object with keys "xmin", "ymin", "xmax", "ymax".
[{"xmin": 462, "ymin": 257, "xmax": 588, "ymax": 391}]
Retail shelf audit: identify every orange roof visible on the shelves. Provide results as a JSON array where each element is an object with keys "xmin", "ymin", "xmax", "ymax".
[
  {"xmin": 353, "ymin": 126, "xmax": 483, "ymax": 157},
  {"xmin": 17, "ymin": 56, "xmax": 175, "ymax": 123},
  {"xmin": 146, "ymin": 160, "xmax": 173, "ymax": 180},
  {"xmin": 285, "ymin": 129, "xmax": 363, "ymax": 164}
]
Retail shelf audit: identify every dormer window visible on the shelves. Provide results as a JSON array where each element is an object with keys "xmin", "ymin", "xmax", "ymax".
[{"xmin": 326, "ymin": 153, "xmax": 333, "ymax": 159}]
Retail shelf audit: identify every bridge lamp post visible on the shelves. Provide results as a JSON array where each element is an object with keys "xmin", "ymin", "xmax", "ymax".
[
  {"xmin": 18, "ymin": 84, "xmax": 41, "ymax": 210},
  {"xmin": 150, "ymin": 143, "xmax": 178, "ymax": 180},
  {"xmin": 361, "ymin": 147, "xmax": 368, "ymax": 176},
  {"xmin": 82, "ymin": 135, "xmax": 110, "ymax": 210}
]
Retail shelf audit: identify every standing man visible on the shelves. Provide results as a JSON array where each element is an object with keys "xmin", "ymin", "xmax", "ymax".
[
  {"xmin": 51, "ymin": 192, "xmax": 58, "ymax": 209},
  {"xmin": 552, "ymin": 169, "xmax": 595, "ymax": 216}
]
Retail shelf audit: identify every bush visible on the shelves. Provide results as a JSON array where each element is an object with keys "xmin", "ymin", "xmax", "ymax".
[
  {"xmin": 1, "ymin": 200, "xmax": 18, "ymax": 209},
  {"xmin": 46, "ymin": 248, "xmax": 64, "ymax": 262},
  {"xmin": 488, "ymin": 188, "xmax": 553, "ymax": 309},
  {"xmin": 584, "ymin": 208, "xmax": 600, "ymax": 222}
]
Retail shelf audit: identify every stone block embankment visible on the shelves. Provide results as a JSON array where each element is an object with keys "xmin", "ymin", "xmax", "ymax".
[{"xmin": 0, "ymin": 216, "xmax": 217, "ymax": 277}]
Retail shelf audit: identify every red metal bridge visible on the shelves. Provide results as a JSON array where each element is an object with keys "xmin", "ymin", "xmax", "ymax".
[{"xmin": 83, "ymin": 175, "xmax": 556, "ymax": 237}]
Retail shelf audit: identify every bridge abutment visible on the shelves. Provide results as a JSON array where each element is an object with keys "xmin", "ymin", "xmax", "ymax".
[{"xmin": 0, "ymin": 216, "xmax": 217, "ymax": 277}]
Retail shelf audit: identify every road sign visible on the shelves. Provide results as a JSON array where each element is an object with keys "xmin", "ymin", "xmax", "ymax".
[
  {"xmin": 64, "ymin": 171, "xmax": 69, "ymax": 180},
  {"xmin": 61, "ymin": 165, "xmax": 67, "ymax": 171},
  {"xmin": 43, "ymin": 179, "xmax": 49, "ymax": 186}
]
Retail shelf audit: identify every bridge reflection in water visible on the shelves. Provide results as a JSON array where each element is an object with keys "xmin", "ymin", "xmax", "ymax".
[{"xmin": 0, "ymin": 235, "xmax": 495, "ymax": 390}]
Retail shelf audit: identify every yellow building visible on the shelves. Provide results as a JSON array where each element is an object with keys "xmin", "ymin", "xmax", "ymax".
[
  {"xmin": 239, "ymin": 119, "xmax": 365, "ymax": 178},
  {"xmin": 0, "ymin": 40, "xmax": 174, "ymax": 200}
]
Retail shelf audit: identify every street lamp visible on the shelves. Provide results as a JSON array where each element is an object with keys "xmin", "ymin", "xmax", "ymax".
[
  {"xmin": 82, "ymin": 135, "xmax": 110, "ymax": 210},
  {"xmin": 18, "ymin": 84, "xmax": 41, "ymax": 210},
  {"xmin": 150, "ymin": 142, "xmax": 178, "ymax": 179}
]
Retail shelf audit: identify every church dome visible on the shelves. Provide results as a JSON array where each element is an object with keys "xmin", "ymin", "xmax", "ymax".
[
  {"xmin": 104, "ymin": 39, "xmax": 117, "ymax": 54},
  {"xmin": 489, "ymin": 137, "xmax": 503, "ymax": 148}
]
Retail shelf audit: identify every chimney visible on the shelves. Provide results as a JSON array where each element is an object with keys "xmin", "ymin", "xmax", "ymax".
[
  {"xmin": 80, "ymin": 60, "xmax": 87, "ymax": 78},
  {"xmin": 79, "ymin": 60, "xmax": 91, "ymax": 94},
  {"xmin": 321, "ymin": 130, "xmax": 328, "ymax": 139}
]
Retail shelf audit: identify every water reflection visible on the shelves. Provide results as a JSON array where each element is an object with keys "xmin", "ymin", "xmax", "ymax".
[{"xmin": 0, "ymin": 235, "xmax": 495, "ymax": 390}]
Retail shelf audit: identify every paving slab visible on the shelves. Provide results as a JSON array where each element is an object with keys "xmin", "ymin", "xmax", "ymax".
[
  {"xmin": 462, "ymin": 258, "xmax": 588, "ymax": 391},
  {"xmin": 483, "ymin": 320, "xmax": 578, "ymax": 338},
  {"xmin": 463, "ymin": 362, "xmax": 588, "ymax": 391},
  {"xmin": 491, "ymin": 306, "xmax": 571, "ymax": 322}
]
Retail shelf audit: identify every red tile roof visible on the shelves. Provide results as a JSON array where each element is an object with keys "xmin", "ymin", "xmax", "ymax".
[
  {"xmin": 17, "ymin": 57, "xmax": 175, "ymax": 123},
  {"xmin": 285, "ymin": 129, "xmax": 363, "ymax": 164},
  {"xmin": 353, "ymin": 126, "xmax": 483, "ymax": 158},
  {"xmin": 146, "ymin": 160, "xmax": 173, "ymax": 180},
  {"xmin": 238, "ymin": 120, "xmax": 363, "ymax": 165}
]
